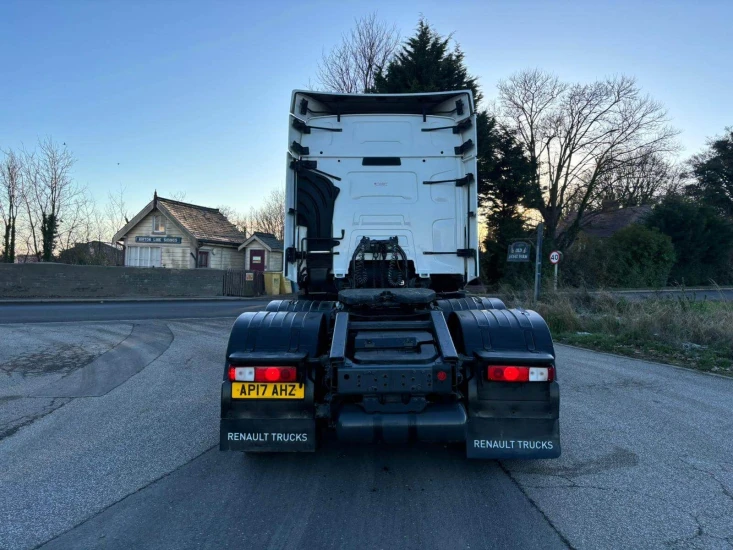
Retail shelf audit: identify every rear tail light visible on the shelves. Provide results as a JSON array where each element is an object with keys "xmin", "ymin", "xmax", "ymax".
[
  {"xmin": 487, "ymin": 366, "xmax": 554, "ymax": 382},
  {"xmin": 228, "ymin": 366, "xmax": 297, "ymax": 382},
  {"xmin": 255, "ymin": 366, "xmax": 296, "ymax": 382}
]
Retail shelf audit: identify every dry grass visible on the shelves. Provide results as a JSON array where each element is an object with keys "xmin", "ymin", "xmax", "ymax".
[{"xmin": 500, "ymin": 289, "xmax": 733, "ymax": 375}]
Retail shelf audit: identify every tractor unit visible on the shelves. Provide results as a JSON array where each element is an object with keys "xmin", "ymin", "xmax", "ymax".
[{"xmin": 219, "ymin": 90, "xmax": 560, "ymax": 459}]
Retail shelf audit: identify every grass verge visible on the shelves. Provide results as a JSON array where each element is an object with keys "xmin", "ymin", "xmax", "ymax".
[{"xmin": 503, "ymin": 290, "xmax": 733, "ymax": 376}]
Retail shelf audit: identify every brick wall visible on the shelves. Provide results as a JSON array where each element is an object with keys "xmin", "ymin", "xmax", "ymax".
[{"xmin": 0, "ymin": 264, "xmax": 226, "ymax": 298}]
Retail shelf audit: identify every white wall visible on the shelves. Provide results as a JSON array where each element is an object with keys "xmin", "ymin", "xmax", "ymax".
[
  {"xmin": 123, "ymin": 211, "xmax": 193, "ymax": 269},
  {"xmin": 199, "ymin": 245, "xmax": 245, "ymax": 270},
  {"xmin": 268, "ymin": 251, "xmax": 283, "ymax": 272}
]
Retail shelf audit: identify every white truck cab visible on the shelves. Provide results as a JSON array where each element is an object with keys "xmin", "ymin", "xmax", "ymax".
[{"xmin": 284, "ymin": 90, "xmax": 479, "ymax": 295}]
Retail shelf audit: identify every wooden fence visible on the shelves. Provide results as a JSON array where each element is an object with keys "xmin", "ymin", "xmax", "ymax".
[{"xmin": 222, "ymin": 269, "xmax": 265, "ymax": 297}]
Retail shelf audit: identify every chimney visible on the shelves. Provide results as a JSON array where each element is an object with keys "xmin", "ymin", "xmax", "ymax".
[{"xmin": 601, "ymin": 198, "xmax": 619, "ymax": 212}]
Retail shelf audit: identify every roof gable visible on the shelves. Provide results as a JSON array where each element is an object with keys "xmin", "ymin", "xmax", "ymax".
[
  {"xmin": 560, "ymin": 205, "xmax": 653, "ymax": 239},
  {"xmin": 112, "ymin": 200, "xmax": 155, "ymax": 242},
  {"xmin": 239, "ymin": 232, "xmax": 283, "ymax": 251},
  {"xmin": 252, "ymin": 232, "xmax": 283, "ymax": 251}
]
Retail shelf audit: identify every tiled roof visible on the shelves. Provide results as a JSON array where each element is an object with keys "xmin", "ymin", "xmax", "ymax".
[
  {"xmin": 252, "ymin": 232, "xmax": 283, "ymax": 251},
  {"xmin": 560, "ymin": 205, "xmax": 653, "ymax": 239},
  {"xmin": 158, "ymin": 198, "xmax": 245, "ymax": 245}
]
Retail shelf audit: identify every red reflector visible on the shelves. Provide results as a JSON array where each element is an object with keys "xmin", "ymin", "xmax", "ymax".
[
  {"xmin": 253, "ymin": 366, "xmax": 297, "ymax": 383},
  {"xmin": 437, "ymin": 370, "xmax": 447, "ymax": 381},
  {"xmin": 228, "ymin": 366, "xmax": 236, "ymax": 382}
]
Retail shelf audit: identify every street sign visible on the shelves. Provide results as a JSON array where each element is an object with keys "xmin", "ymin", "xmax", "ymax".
[
  {"xmin": 135, "ymin": 236, "xmax": 182, "ymax": 244},
  {"xmin": 507, "ymin": 241, "xmax": 531, "ymax": 262},
  {"xmin": 549, "ymin": 250, "xmax": 562, "ymax": 265}
]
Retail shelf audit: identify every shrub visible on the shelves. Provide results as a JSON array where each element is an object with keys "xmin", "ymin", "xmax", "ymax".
[
  {"xmin": 604, "ymin": 225, "xmax": 676, "ymax": 288},
  {"xmin": 561, "ymin": 225, "xmax": 675, "ymax": 288},
  {"xmin": 645, "ymin": 195, "xmax": 733, "ymax": 285}
]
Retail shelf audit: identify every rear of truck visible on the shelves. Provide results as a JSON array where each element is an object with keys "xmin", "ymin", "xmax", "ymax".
[{"xmin": 219, "ymin": 91, "xmax": 560, "ymax": 459}]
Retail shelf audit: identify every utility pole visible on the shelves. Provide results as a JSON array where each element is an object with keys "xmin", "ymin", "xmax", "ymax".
[{"xmin": 534, "ymin": 222, "xmax": 543, "ymax": 302}]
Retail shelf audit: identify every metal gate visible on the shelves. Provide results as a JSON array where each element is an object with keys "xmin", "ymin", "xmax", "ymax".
[{"xmin": 222, "ymin": 269, "xmax": 264, "ymax": 297}]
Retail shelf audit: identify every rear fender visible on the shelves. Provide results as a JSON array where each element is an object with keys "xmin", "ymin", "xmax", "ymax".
[
  {"xmin": 450, "ymin": 307, "xmax": 561, "ymax": 459},
  {"xmin": 220, "ymin": 310, "xmax": 326, "ymax": 452}
]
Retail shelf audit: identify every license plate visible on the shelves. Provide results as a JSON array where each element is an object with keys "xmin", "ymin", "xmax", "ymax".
[{"xmin": 231, "ymin": 382, "xmax": 304, "ymax": 399}]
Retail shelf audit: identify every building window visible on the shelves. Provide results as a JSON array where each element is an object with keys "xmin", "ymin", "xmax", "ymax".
[
  {"xmin": 197, "ymin": 251, "xmax": 209, "ymax": 268},
  {"xmin": 126, "ymin": 246, "xmax": 161, "ymax": 267},
  {"xmin": 152, "ymin": 214, "xmax": 166, "ymax": 234}
]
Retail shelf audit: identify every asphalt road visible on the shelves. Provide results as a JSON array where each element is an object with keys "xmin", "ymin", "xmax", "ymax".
[
  {"xmin": 0, "ymin": 299, "xmax": 271, "ymax": 324},
  {"xmin": 0, "ymin": 314, "xmax": 732, "ymax": 549}
]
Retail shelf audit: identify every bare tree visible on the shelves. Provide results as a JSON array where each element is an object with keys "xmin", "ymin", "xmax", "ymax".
[
  {"xmin": 244, "ymin": 188, "xmax": 285, "ymax": 240},
  {"xmin": 317, "ymin": 12, "xmax": 400, "ymax": 93},
  {"xmin": 58, "ymin": 189, "xmax": 106, "ymax": 251},
  {"xmin": 22, "ymin": 138, "xmax": 81, "ymax": 261},
  {"xmin": 167, "ymin": 190, "xmax": 187, "ymax": 201},
  {"xmin": 105, "ymin": 184, "xmax": 130, "ymax": 236},
  {"xmin": 497, "ymin": 70, "xmax": 679, "ymax": 247},
  {"xmin": 588, "ymin": 149, "xmax": 682, "ymax": 208},
  {"xmin": 0, "ymin": 148, "xmax": 23, "ymax": 263},
  {"xmin": 21, "ymin": 149, "xmax": 42, "ymax": 259},
  {"xmin": 217, "ymin": 204, "xmax": 247, "ymax": 234}
]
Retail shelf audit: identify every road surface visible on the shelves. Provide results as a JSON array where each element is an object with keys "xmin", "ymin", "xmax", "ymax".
[
  {"xmin": 0, "ymin": 299, "xmax": 271, "ymax": 324},
  {"xmin": 0, "ymin": 310, "xmax": 731, "ymax": 549}
]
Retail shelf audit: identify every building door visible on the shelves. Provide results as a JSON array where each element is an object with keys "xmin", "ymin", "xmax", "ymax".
[
  {"xmin": 249, "ymin": 250, "xmax": 265, "ymax": 271},
  {"xmin": 197, "ymin": 251, "xmax": 209, "ymax": 268}
]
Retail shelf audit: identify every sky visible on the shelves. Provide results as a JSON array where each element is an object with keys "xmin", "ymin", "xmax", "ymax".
[{"xmin": 1, "ymin": 0, "xmax": 731, "ymax": 217}]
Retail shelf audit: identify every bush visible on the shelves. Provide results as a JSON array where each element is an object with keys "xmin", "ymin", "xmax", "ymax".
[
  {"xmin": 645, "ymin": 195, "xmax": 733, "ymax": 285},
  {"xmin": 604, "ymin": 225, "xmax": 676, "ymax": 288},
  {"xmin": 561, "ymin": 225, "xmax": 675, "ymax": 288}
]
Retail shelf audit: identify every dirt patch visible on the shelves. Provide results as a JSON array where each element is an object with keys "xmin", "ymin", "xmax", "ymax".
[{"xmin": 0, "ymin": 344, "xmax": 98, "ymax": 376}]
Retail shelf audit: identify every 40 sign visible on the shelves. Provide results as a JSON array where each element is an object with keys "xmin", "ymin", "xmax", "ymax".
[
  {"xmin": 507, "ymin": 241, "xmax": 531, "ymax": 262},
  {"xmin": 549, "ymin": 250, "xmax": 562, "ymax": 265}
]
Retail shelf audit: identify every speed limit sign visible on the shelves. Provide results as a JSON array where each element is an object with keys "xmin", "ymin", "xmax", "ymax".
[{"xmin": 549, "ymin": 250, "xmax": 562, "ymax": 264}]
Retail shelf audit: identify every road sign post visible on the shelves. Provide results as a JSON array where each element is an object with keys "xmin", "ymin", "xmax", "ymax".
[
  {"xmin": 534, "ymin": 223, "xmax": 544, "ymax": 302},
  {"xmin": 549, "ymin": 250, "xmax": 562, "ymax": 292}
]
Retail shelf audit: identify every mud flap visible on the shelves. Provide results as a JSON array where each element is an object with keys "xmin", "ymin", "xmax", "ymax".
[
  {"xmin": 465, "ymin": 378, "xmax": 561, "ymax": 459},
  {"xmin": 465, "ymin": 418, "xmax": 560, "ymax": 459},
  {"xmin": 220, "ymin": 418, "xmax": 316, "ymax": 452}
]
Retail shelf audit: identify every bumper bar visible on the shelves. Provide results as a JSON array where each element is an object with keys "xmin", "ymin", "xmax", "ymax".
[{"xmin": 336, "ymin": 403, "xmax": 467, "ymax": 443}]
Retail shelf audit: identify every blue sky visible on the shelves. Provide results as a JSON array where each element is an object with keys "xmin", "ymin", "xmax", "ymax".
[{"xmin": 1, "ymin": 0, "xmax": 731, "ymax": 215}]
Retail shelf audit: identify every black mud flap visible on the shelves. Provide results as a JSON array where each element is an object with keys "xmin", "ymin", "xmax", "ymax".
[
  {"xmin": 465, "ymin": 378, "xmax": 561, "ymax": 459},
  {"xmin": 465, "ymin": 418, "xmax": 560, "ymax": 459},
  {"xmin": 220, "ymin": 418, "xmax": 316, "ymax": 452}
]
